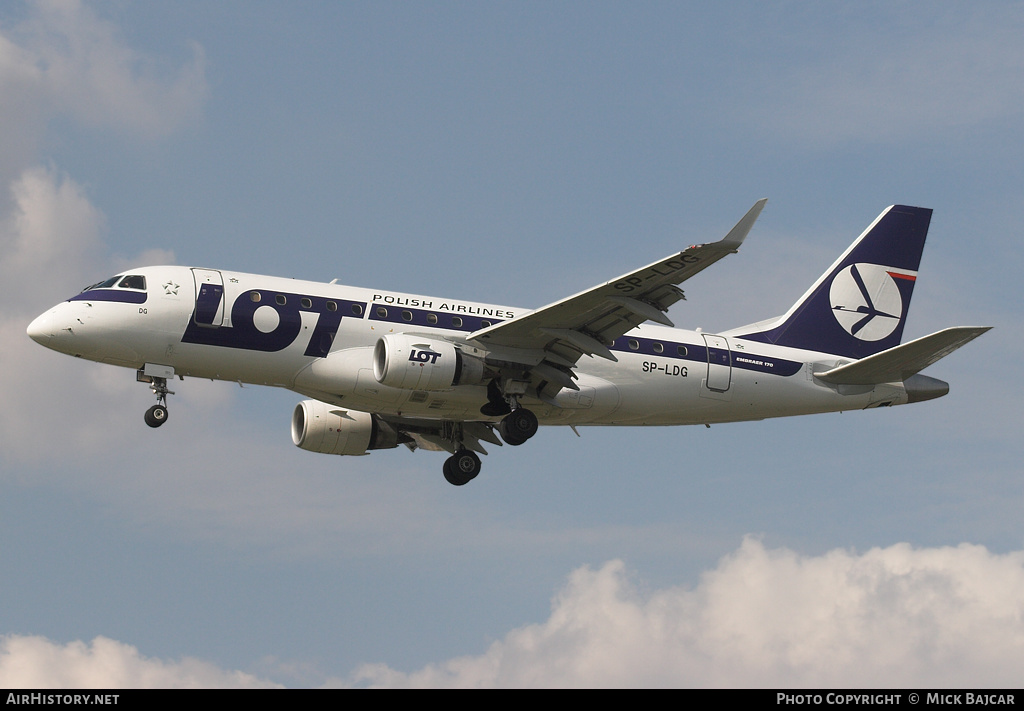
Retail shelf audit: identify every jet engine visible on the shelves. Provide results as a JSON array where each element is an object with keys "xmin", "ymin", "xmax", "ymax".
[
  {"xmin": 373, "ymin": 334, "xmax": 486, "ymax": 391},
  {"xmin": 291, "ymin": 399, "xmax": 399, "ymax": 456}
]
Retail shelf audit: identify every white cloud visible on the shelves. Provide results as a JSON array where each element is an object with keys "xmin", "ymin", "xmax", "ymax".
[
  {"xmin": 0, "ymin": 635, "xmax": 280, "ymax": 688},
  {"xmin": 349, "ymin": 538, "xmax": 1024, "ymax": 687},
  {"xmin": 15, "ymin": 0, "xmax": 206, "ymax": 136},
  {"xmin": 1, "ymin": 165, "xmax": 106, "ymax": 307},
  {"xmin": 0, "ymin": 0, "xmax": 206, "ymax": 464},
  {"xmin": 0, "ymin": 165, "xmax": 160, "ymax": 465},
  {"xmin": 4, "ymin": 540, "xmax": 1022, "ymax": 688},
  {"xmin": 0, "ymin": 0, "xmax": 206, "ymax": 195}
]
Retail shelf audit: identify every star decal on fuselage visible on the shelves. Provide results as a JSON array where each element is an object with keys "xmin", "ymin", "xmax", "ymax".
[{"xmin": 163, "ymin": 281, "xmax": 180, "ymax": 295}]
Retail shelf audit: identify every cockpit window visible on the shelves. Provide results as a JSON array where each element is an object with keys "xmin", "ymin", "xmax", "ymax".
[
  {"xmin": 83, "ymin": 275, "xmax": 123, "ymax": 291},
  {"xmin": 118, "ymin": 275, "xmax": 146, "ymax": 290},
  {"xmin": 82, "ymin": 274, "xmax": 147, "ymax": 292}
]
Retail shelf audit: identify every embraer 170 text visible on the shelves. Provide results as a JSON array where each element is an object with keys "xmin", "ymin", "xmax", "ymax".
[{"xmin": 28, "ymin": 201, "xmax": 989, "ymax": 485}]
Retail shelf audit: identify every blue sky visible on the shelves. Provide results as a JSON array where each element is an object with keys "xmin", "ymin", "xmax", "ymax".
[{"xmin": 1, "ymin": 0, "xmax": 1022, "ymax": 687}]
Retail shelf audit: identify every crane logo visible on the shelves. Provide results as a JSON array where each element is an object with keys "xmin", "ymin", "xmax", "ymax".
[{"xmin": 829, "ymin": 263, "xmax": 908, "ymax": 341}]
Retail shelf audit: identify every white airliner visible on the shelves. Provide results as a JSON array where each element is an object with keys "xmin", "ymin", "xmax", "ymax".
[{"xmin": 27, "ymin": 201, "xmax": 989, "ymax": 485}]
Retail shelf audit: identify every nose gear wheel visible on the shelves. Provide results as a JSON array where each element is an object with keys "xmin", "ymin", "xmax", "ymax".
[{"xmin": 145, "ymin": 404, "xmax": 168, "ymax": 427}]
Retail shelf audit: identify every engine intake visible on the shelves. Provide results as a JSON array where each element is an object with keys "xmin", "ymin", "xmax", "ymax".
[
  {"xmin": 373, "ymin": 334, "xmax": 485, "ymax": 391},
  {"xmin": 291, "ymin": 400, "xmax": 398, "ymax": 456}
]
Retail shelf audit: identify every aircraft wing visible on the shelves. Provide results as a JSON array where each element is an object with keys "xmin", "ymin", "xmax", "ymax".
[{"xmin": 469, "ymin": 199, "xmax": 767, "ymax": 369}]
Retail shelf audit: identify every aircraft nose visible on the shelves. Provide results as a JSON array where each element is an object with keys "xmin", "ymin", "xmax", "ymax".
[{"xmin": 27, "ymin": 310, "xmax": 55, "ymax": 345}]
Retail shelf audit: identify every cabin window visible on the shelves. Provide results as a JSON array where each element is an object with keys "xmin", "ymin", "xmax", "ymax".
[
  {"xmin": 376, "ymin": 306, "xmax": 388, "ymax": 318},
  {"xmin": 402, "ymin": 310, "xmax": 413, "ymax": 322},
  {"xmin": 451, "ymin": 316, "xmax": 463, "ymax": 328},
  {"xmin": 628, "ymin": 339, "xmax": 640, "ymax": 351},
  {"xmin": 300, "ymin": 297, "xmax": 312, "ymax": 309},
  {"xmin": 677, "ymin": 345, "xmax": 688, "ymax": 357},
  {"xmin": 481, "ymin": 320, "xmax": 492, "ymax": 328},
  {"xmin": 427, "ymin": 313, "xmax": 438, "ymax": 324},
  {"xmin": 276, "ymin": 294, "xmax": 287, "ymax": 306},
  {"xmin": 250, "ymin": 291, "xmax": 261, "ymax": 302},
  {"xmin": 346, "ymin": 303, "xmax": 358, "ymax": 315},
  {"xmin": 652, "ymin": 342, "xmax": 664, "ymax": 354}
]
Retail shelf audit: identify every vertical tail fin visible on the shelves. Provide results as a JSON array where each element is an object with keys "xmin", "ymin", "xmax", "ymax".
[{"xmin": 737, "ymin": 205, "xmax": 932, "ymax": 359}]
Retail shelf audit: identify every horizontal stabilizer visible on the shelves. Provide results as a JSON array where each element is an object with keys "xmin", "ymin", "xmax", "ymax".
[{"xmin": 813, "ymin": 326, "xmax": 991, "ymax": 385}]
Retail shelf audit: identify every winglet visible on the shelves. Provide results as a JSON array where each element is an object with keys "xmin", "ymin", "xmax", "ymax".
[{"xmin": 720, "ymin": 198, "xmax": 768, "ymax": 250}]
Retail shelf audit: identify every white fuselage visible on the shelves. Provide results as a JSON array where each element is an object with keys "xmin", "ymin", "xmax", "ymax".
[{"xmin": 27, "ymin": 265, "xmax": 909, "ymax": 428}]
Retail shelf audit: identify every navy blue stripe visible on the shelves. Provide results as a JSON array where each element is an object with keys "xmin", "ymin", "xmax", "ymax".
[
  {"xmin": 368, "ymin": 303, "xmax": 505, "ymax": 333},
  {"xmin": 610, "ymin": 335, "xmax": 801, "ymax": 376},
  {"xmin": 730, "ymin": 352, "xmax": 801, "ymax": 376}
]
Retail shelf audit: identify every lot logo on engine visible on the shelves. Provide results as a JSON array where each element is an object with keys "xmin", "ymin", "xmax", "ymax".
[{"xmin": 409, "ymin": 347, "xmax": 442, "ymax": 365}]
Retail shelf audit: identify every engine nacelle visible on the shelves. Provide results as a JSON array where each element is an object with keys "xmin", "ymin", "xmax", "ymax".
[
  {"xmin": 373, "ymin": 334, "xmax": 486, "ymax": 391},
  {"xmin": 291, "ymin": 400, "xmax": 398, "ymax": 456}
]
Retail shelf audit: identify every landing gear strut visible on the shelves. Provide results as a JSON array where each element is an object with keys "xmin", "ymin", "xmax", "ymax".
[
  {"xmin": 141, "ymin": 374, "xmax": 174, "ymax": 428},
  {"xmin": 479, "ymin": 379, "xmax": 512, "ymax": 417}
]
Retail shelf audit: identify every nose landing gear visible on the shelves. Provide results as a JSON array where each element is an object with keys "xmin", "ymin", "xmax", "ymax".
[{"xmin": 137, "ymin": 368, "xmax": 174, "ymax": 428}]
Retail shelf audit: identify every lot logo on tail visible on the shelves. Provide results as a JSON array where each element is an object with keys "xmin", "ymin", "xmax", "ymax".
[{"xmin": 829, "ymin": 263, "xmax": 911, "ymax": 341}]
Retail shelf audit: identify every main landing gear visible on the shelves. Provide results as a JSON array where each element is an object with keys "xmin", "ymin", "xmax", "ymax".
[
  {"xmin": 442, "ymin": 407, "xmax": 537, "ymax": 486},
  {"xmin": 140, "ymin": 373, "xmax": 174, "ymax": 428},
  {"xmin": 442, "ymin": 384, "xmax": 541, "ymax": 485},
  {"xmin": 480, "ymin": 380, "xmax": 540, "ymax": 447},
  {"xmin": 443, "ymin": 449, "xmax": 482, "ymax": 486},
  {"xmin": 498, "ymin": 407, "xmax": 538, "ymax": 446}
]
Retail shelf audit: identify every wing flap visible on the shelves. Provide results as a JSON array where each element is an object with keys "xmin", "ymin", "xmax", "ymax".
[{"xmin": 814, "ymin": 326, "xmax": 991, "ymax": 385}]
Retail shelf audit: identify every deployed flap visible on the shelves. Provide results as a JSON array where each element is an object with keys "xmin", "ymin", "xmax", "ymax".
[
  {"xmin": 814, "ymin": 326, "xmax": 991, "ymax": 385},
  {"xmin": 470, "ymin": 199, "xmax": 767, "ymax": 366}
]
